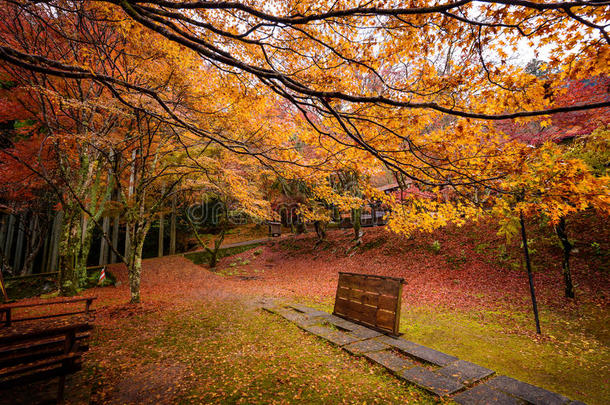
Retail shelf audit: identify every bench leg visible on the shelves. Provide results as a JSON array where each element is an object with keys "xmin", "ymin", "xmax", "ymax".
[{"xmin": 57, "ymin": 375, "xmax": 66, "ymax": 404}]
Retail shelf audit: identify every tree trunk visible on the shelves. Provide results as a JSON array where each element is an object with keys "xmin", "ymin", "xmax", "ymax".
[
  {"xmin": 352, "ymin": 208, "xmax": 363, "ymax": 245},
  {"xmin": 169, "ymin": 194, "xmax": 176, "ymax": 255},
  {"xmin": 127, "ymin": 220, "xmax": 151, "ymax": 304},
  {"xmin": 519, "ymin": 211, "xmax": 541, "ymax": 334},
  {"xmin": 206, "ymin": 229, "xmax": 225, "ymax": 268},
  {"xmin": 98, "ymin": 216, "xmax": 110, "ymax": 266},
  {"xmin": 58, "ymin": 210, "xmax": 80, "ymax": 296},
  {"xmin": 22, "ymin": 214, "xmax": 42, "ymax": 276},
  {"xmin": 110, "ymin": 216, "xmax": 119, "ymax": 263},
  {"xmin": 314, "ymin": 220, "xmax": 327, "ymax": 242},
  {"xmin": 0, "ymin": 214, "xmax": 7, "ymax": 257},
  {"xmin": 554, "ymin": 217, "xmax": 575, "ymax": 298},
  {"xmin": 48, "ymin": 211, "xmax": 63, "ymax": 273},
  {"xmin": 40, "ymin": 216, "xmax": 50, "ymax": 273},
  {"xmin": 158, "ymin": 214, "xmax": 164, "ymax": 257},
  {"xmin": 13, "ymin": 215, "xmax": 25, "ymax": 274},
  {"xmin": 4, "ymin": 214, "xmax": 15, "ymax": 270},
  {"xmin": 75, "ymin": 215, "xmax": 94, "ymax": 285}
]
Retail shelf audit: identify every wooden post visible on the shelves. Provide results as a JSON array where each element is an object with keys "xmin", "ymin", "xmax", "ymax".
[
  {"xmin": 85, "ymin": 298, "xmax": 92, "ymax": 316},
  {"xmin": 169, "ymin": 194, "xmax": 176, "ymax": 255}
]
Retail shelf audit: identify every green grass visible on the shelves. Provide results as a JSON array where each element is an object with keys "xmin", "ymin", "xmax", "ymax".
[
  {"xmin": 89, "ymin": 300, "xmax": 439, "ymax": 404},
  {"xmin": 184, "ymin": 243, "xmax": 261, "ymax": 266},
  {"xmin": 306, "ymin": 301, "xmax": 608, "ymax": 405}
]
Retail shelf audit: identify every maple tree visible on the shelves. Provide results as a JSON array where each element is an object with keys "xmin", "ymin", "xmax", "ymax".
[{"xmin": 0, "ymin": 0, "xmax": 608, "ymax": 308}]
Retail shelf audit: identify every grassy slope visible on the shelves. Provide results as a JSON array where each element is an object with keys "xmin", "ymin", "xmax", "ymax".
[
  {"xmin": 87, "ymin": 301, "xmax": 436, "ymax": 404},
  {"xmin": 4, "ymin": 212, "xmax": 607, "ymax": 404},
  {"xmin": 199, "ymin": 211, "xmax": 609, "ymax": 404}
]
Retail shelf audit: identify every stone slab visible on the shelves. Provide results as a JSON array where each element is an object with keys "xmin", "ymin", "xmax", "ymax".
[
  {"xmin": 454, "ymin": 384, "xmax": 521, "ymax": 405},
  {"xmin": 438, "ymin": 360, "xmax": 495, "ymax": 385},
  {"xmin": 400, "ymin": 366, "xmax": 464, "ymax": 396},
  {"xmin": 364, "ymin": 350, "xmax": 417, "ymax": 374},
  {"xmin": 349, "ymin": 326, "xmax": 383, "ymax": 339},
  {"xmin": 488, "ymin": 376, "xmax": 570, "ymax": 405},
  {"xmin": 343, "ymin": 339, "xmax": 389, "ymax": 355},
  {"xmin": 302, "ymin": 325, "xmax": 362, "ymax": 346},
  {"xmin": 288, "ymin": 304, "xmax": 330, "ymax": 318},
  {"xmin": 377, "ymin": 335, "xmax": 459, "ymax": 366},
  {"xmin": 275, "ymin": 308, "xmax": 319, "ymax": 327},
  {"xmin": 326, "ymin": 314, "xmax": 361, "ymax": 331}
]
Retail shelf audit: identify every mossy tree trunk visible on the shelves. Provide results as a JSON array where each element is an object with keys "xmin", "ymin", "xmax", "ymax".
[{"xmin": 58, "ymin": 206, "xmax": 80, "ymax": 296}]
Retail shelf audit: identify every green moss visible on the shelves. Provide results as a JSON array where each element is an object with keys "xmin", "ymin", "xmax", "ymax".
[
  {"xmin": 89, "ymin": 301, "xmax": 438, "ymax": 404},
  {"xmin": 184, "ymin": 243, "xmax": 261, "ymax": 266},
  {"xmin": 397, "ymin": 306, "xmax": 609, "ymax": 405}
]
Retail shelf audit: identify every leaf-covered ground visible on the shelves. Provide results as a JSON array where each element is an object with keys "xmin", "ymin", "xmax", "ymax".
[{"xmin": 3, "ymin": 213, "xmax": 609, "ymax": 404}]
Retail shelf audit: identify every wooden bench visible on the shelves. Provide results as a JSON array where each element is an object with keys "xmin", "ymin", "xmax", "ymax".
[
  {"xmin": 333, "ymin": 272, "xmax": 405, "ymax": 336},
  {"xmin": 0, "ymin": 297, "xmax": 96, "ymax": 327},
  {"xmin": 0, "ymin": 321, "xmax": 93, "ymax": 402}
]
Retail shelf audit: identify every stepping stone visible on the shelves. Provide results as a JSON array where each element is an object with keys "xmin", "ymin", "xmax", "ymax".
[
  {"xmin": 343, "ymin": 339, "xmax": 388, "ymax": 355},
  {"xmin": 349, "ymin": 326, "xmax": 383, "ymax": 339},
  {"xmin": 364, "ymin": 350, "xmax": 417, "ymax": 374},
  {"xmin": 488, "ymin": 376, "xmax": 570, "ymax": 405},
  {"xmin": 454, "ymin": 384, "xmax": 521, "ymax": 405},
  {"xmin": 302, "ymin": 325, "xmax": 361, "ymax": 346},
  {"xmin": 377, "ymin": 336, "xmax": 459, "ymax": 366},
  {"xmin": 438, "ymin": 360, "xmax": 495, "ymax": 385},
  {"xmin": 261, "ymin": 305, "xmax": 277, "ymax": 313},
  {"xmin": 288, "ymin": 304, "xmax": 330, "ymax": 317},
  {"xmin": 326, "ymin": 315, "xmax": 361, "ymax": 331},
  {"xmin": 324, "ymin": 330, "xmax": 363, "ymax": 346},
  {"xmin": 400, "ymin": 366, "xmax": 465, "ymax": 396},
  {"xmin": 275, "ymin": 308, "xmax": 319, "ymax": 327}
]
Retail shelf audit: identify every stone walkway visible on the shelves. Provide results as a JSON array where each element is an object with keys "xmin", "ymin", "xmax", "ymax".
[{"xmin": 262, "ymin": 303, "xmax": 586, "ymax": 405}]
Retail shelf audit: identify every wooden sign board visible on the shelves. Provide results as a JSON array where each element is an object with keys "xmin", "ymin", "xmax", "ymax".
[{"xmin": 333, "ymin": 272, "xmax": 404, "ymax": 336}]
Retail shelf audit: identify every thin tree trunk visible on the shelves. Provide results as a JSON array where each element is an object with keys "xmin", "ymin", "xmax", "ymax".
[
  {"xmin": 23, "ymin": 214, "xmax": 41, "ymax": 275},
  {"xmin": 59, "ymin": 210, "xmax": 79, "ymax": 296},
  {"xmin": 76, "ymin": 216, "xmax": 94, "ymax": 284},
  {"xmin": 158, "ymin": 215, "xmax": 164, "ymax": 257},
  {"xmin": 519, "ymin": 211, "xmax": 541, "ymax": 334},
  {"xmin": 98, "ymin": 216, "xmax": 110, "ymax": 266},
  {"xmin": 314, "ymin": 221, "xmax": 327, "ymax": 243},
  {"xmin": 169, "ymin": 194, "xmax": 176, "ymax": 255},
  {"xmin": 4, "ymin": 214, "xmax": 15, "ymax": 269},
  {"xmin": 111, "ymin": 216, "xmax": 119, "ymax": 263},
  {"xmin": 352, "ymin": 208, "xmax": 363, "ymax": 245},
  {"xmin": 124, "ymin": 149, "xmax": 137, "ymax": 259},
  {"xmin": 554, "ymin": 217, "xmax": 575, "ymax": 298},
  {"xmin": 41, "ymin": 218, "xmax": 50, "ymax": 273},
  {"xmin": 0, "ymin": 214, "xmax": 7, "ymax": 256},
  {"xmin": 13, "ymin": 215, "xmax": 25, "ymax": 273},
  {"xmin": 128, "ymin": 220, "xmax": 151, "ymax": 304},
  {"xmin": 49, "ymin": 211, "xmax": 63, "ymax": 272}
]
